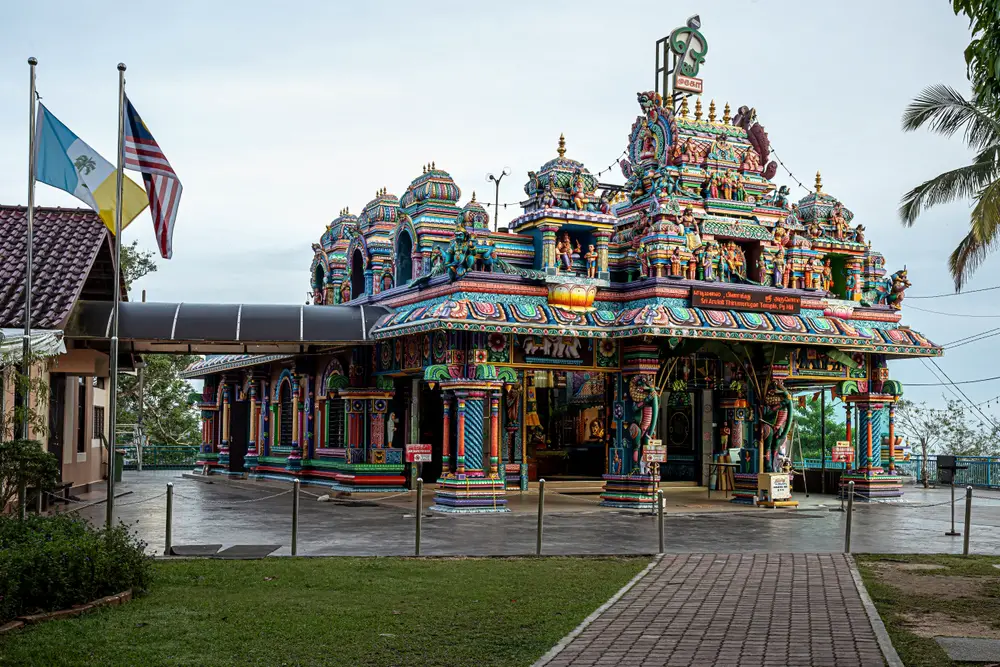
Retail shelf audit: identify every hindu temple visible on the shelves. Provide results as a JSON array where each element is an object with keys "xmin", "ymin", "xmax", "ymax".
[{"xmin": 183, "ymin": 24, "xmax": 940, "ymax": 511}]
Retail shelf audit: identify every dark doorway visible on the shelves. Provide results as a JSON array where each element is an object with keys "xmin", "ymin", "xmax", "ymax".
[
  {"xmin": 278, "ymin": 382, "xmax": 293, "ymax": 447},
  {"xmin": 48, "ymin": 375, "xmax": 66, "ymax": 481},
  {"xmin": 76, "ymin": 377, "xmax": 87, "ymax": 454},
  {"xmin": 313, "ymin": 265, "xmax": 326, "ymax": 304},
  {"xmin": 661, "ymin": 391, "xmax": 699, "ymax": 482},
  {"xmin": 418, "ymin": 384, "xmax": 444, "ymax": 482},
  {"xmin": 351, "ymin": 249, "xmax": 365, "ymax": 300},
  {"xmin": 396, "ymin": 232, "xmax": 413, "ymax": 286},
  {"xmin": 229, "ymin": 399, "xmax": 249, "ymax": 473}
]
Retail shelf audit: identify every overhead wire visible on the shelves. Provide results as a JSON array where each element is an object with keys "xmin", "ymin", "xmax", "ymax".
[
  {"xmin": 909, "ymin": 284, "xmax": 1000, "ymax": 299},
  {"xmin": 926, "ymin": 358, "xmax": 1000, "ymax": 430},
  {"xmin": 906, "ymin": 304, "xmax": 1000, "ymax": 318}
]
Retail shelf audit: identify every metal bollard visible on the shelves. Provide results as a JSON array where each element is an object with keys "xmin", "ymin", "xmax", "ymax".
[
  {"xmin": 844, "ymin": 480, "xmax": 854, "ymax": 554},
  {"xmin": 291, "ymin": 479, "xmax": 300, "ymax": 556},
  {"xmin": 946, "ymin": 481, "xmax": 960, "ymax": 536},
  {"xmin": 165, "ymin": 483, "xmax": 173, "ymax": 556},
  {"xmin": 963, "ymin": 486, "xmax": 973, "ymax": 557},
  {"xmin": 657, "ymin": 489, "xmax": 664, "ymax": 554},
  {"xmin": 415, "ymin": 478, "xmax": 423, "ymax": 556},
  {"xmin": 536, "ymin": 479, "xmax": 546, "ymax": 555}
]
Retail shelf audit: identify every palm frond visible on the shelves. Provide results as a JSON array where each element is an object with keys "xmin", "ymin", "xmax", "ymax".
[
  {"xmin": 948, "ymin": 179, "xmax": 1000, "ymax": 290},
  {"xmin": 902, "ymin": 84, "xmax": 1000, "ymax": 151},
  {"xmin": 898, "ymin": 158, "xmax": 999, "ymax": 225}
]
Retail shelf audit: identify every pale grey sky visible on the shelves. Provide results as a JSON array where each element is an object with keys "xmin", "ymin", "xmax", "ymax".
[{"xmin": 0, "ymin": 0, "xmax": 994, "ymax": 412}]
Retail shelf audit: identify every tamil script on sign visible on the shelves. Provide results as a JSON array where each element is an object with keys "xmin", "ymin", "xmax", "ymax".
[{"xmin": 691, "ymin": 287, "xmax": 801, "ymax": 314}]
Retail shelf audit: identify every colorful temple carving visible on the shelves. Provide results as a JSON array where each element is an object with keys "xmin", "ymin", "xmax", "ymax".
[{"xmin": 184, "ymin": 28, "xmax": 939, "ymax": 510}]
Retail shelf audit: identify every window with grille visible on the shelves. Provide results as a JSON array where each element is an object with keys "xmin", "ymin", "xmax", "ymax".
[
  {"xmin": 326, "ymin": 400, "xmax": 345, "ymax": 448},
  {"xmin": 93, "ymin": 406, "xmax": 106, "ymax": 442}
]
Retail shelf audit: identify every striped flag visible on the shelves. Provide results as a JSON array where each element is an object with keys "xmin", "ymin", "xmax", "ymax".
[{"xmin": 124, "ymin": 96, "xmax": 182, "ymax": 259}]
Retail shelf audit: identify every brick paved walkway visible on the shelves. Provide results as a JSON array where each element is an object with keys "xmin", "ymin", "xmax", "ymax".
[{"xmin": 539, "ymin": 554, "xmax": 886, "ymax": 667}]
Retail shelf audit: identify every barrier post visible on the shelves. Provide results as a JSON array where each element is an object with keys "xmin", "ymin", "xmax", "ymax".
[
  {"xmin": 291, "ymin": 479, "xmax": 300, "ymax": 556},
  {"xmin": 946, "ymin": 481, "xmax": 960, "ymax": 536},
  {"xmin": 963, "ymin": 486, "xmax": 973, "ymax": 556},
  {"xmin": 415, "ymin": 477, "xmax": 423, "ymax": 556},
  {"xmin": 536, "ymin": 479, "xmax": 545, "ymax": 556},
  {"xmin": 657, "ymin": 489, "xmax": 664, "ymax": 554},
  {"xmin": 844, "ymin": 480, "xmax": 854, "ymax": 554},
  {"xmin": 165, "ymin": 482, "xmax": 173, "ymax": 556}
]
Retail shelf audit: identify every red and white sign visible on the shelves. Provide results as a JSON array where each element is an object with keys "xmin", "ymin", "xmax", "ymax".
[
  {"xmin": 674, "ymin": 75, "xmax": 703, "ymax": 94},
  {"xmin": 831, "ymin": 441, "xmax": 854, "ymax": 464},
  {"xmin": 405, "ymin": 443, "xmax": 432, "ymax": 463},
  {"xmin": 643, "ymin": 439, "xmax": 667, "ymax": 463}
]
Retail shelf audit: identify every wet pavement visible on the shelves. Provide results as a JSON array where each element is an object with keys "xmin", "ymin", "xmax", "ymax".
[{"xmin": 72, "ymin": 471, "xmax": 1000, "ymax": 557}]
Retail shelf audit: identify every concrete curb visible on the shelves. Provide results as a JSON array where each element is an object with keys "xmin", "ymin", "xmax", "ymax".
[
  {"xmin": 530, "ymin": 554, "xmax": 664, "ymax": 667},
  {"xmin": 848, "ymin": 555, "xmax": 904, "ymax": 667}
]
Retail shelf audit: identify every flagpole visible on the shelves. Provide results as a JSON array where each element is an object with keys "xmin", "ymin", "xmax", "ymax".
[
  {"xmin": 19, "ymin": 57, "xmax": 38, "ymax": 518},
  {"xmin": 106, "ymin": 62, "xmax": 126, "ymax": 529}
]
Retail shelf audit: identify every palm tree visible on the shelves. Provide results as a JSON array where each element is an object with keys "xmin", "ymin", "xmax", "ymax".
[{"xmin": 899, "ymin": 84, "xmax": 1000, "ymax": 290}]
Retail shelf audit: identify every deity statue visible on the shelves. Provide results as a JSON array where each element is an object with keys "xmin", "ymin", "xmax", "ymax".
[
  {"xmin": 740, "ymin": 146, "xmax": 761, "ymax": 172},
  {"xmin": 810, "ymin": 258, "xmax": 824, "ymax": 289},
  {"xmin": 686, "ymin": 257, "xmax": 697, "ymax": 280},
  {"xmin": 637, "ymin": 242, "xmax": 650, "ymax": 278},
  {"xmin": 506, "ymin": 383, "xmax": 522, "ymax": 424},
  {"xmin": 430, "ymin": 246, "xmax": 444, "ymax": 273},
  {"xmin": 669, "ymin": 247, "xmax": 682, "ymax": 277},
  {"xmin": 718, "ymin": 246, "xmax": 731, "ymax": 282},
  {"xmin": 830, "ymin": 202, "xmax": 849, "ymax": 241},
  {"xmin": 709, "ymin": 134, "xmax": 737, "ymax": 162},
  {"xmin": 846, "ymin": 271, "xmax": 859, "ymax": 300},
  {"xmin": 541, "ymin": 182, "xmax": 558, "ymax": 208},
  {"xmin": 770, "ymin": 185, "xmax": 790, "ymax": 209},
  {"xmin": 680, "ymin": 206, "xmax": 697, "ymax": 232},
  {"xmin": 773, "ymin": 251, "xmax": 786, "ymax": 288},
  {"xmin": 589, "ymin": 418, "xmax": 605, "ymax": 440},
  {"xmin": 638, "ymin": 119, "xmax": 658, "ymax": 161},
  {"xmin": 720, "ymin": 423, "xmax": 731, "ymax": 448},
  {"xmin": 526, "ymin": 170, "xmax": 543, "ymax": 196},
  {"xmin": 773, "ymin": 219, "xmax": 788, "ymax": 246},
  {"xmin": 700, "ymin": 245, "xmax": 716, "ymax": 281},
  {"xmin": 758, "ymin": 255, "xmax": 772, "ymax": 285},
  {"xmin": 571, "ymin": 169, "xmax": 588, "ymax": 211},
  {"xmin": 703, "ymin": 171, "xmax": 720, "ymax": 199},
  {"xmin": 853, "ymin": 224, "xmax": 866, "ymax": 244},
  {"xmin": 557, "ymin": 232, "xmax": 574, "ymax": 272},
  {"xmin": 585, "ymin": 244, "xmax": 598, "ymax": 278},
  {"xmin": 380, "ymin": 272, "xmax": 393, "ymax": 292},
  {"xmin": 339, "ymin": 280, "xmax": 351, "ymax": 303},
  {"xmin": 785, "ymin": 203, "xmax": 800, "ymax": 227},
  {"xmin": 599, "ymin": 190, "xmax": 613, "ymax": 215},
  {"xmin": 734, "ymin": 173, "xmax": 747, "ymax": 202},
  {"xmin": 721, "ymin": 171, "xmax": 734, "ymax": 200},
  {"xmin": 822, "ymin": 258, "xmax": 833, "ymax": 292},
  {"xmin": 386, "ymin": 412, "xmax": 398, "ymax": 447},
  {"xmin": 806, "ymin": 219, "xmax": 823, "ymax": 239}
]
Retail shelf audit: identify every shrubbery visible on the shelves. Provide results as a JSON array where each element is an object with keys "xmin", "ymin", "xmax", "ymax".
[{"xmin": 0, "ymin": 514, "xmax": 152, "ymax": 624}]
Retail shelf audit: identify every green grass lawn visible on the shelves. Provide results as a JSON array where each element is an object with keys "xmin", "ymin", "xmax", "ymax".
[
  {"xmin": 0, "ymin": 556, "xmax": 647, "ymax": 667},
  {"xmin": 857, "ymin": 554, "xmax": 1000, "ymax": 667}
]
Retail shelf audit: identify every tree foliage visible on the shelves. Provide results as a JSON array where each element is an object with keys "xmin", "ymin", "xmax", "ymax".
[
  {"xmin": 791, "ymin": 391, "xmax": 846, "ymax": 459},
  {"xmin": 953, "ymin": 0, "xmax": 1000, "ymax": 112},
  {"xmin": 0, "ymin": 440, "xmax": 60, "ymax": 512},
  {"xmin": 116, "ymin": 244, "xmax": 198, "ymax": 447}
]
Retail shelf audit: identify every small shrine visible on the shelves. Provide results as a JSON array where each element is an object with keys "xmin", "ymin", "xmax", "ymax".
[{"xmin": 187, "ymin": 20, "xmax": 939, "ymax": 511}]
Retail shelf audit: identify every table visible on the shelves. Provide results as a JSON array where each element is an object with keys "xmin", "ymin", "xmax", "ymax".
[{"xmin": 708, "ymin": 462, "xmax": 741, "ymax": 499}]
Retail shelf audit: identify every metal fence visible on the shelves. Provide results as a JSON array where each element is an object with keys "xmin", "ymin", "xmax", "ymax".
[
  {"xmin": 123, "ymin": 445, "xmax": 200, "ymax": 470},
  {"xmin": 793, "ymin": 458, "xmax": 848, "ymax": 470},
  {"xmin": 897, "ymin": 455, "xmax": 1000, "ymax": 490}
]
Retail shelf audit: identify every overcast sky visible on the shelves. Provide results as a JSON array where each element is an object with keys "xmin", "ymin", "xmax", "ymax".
[{"xmin": 1, "ymin": 0, "xmax": 995, "ymax": 414}]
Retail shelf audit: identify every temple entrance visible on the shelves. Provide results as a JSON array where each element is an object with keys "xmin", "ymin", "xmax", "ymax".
[
  {"xmin": 229, "ymin": 400, "xmax": 249, "ymax": 473},
  {"xmin": 417, "ymin": 384, "xmax": 444, "ymax": 482},
  {"xmin": 395, "ymin": 232, "xmax": 413, "ymax": 286},
  {"xmin": 350, "ymin": 249, "xmax": 365, "ymax": 300},
  {"xmin": 660, "ymin": 391, "xmax": 699, "ymax": 483},
  {"xmin": 526, "ymin": 370, "xmax": 609, "ymax": 481}
]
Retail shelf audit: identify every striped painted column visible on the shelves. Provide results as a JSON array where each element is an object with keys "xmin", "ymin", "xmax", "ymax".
[
  {"xmin": 489, "ymin": 391, "xmax": 500, "ymax": 476},
  {"xmin": 441, "ymin": 395, "xmax": 451, "ymax": 477}
]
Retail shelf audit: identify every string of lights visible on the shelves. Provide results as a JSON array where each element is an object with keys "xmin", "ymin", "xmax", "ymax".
[
  {"xmin": 479, "ymin": 149, "xmax": 630, "ymax": 209},
  {"xmin": 767, "ymin": 145, "xmax": 813, "ymax": 193},
  {"xmin": 924, "ymin": 358, "xmax": 1000, "ymax": 430},
  {"xmin": 910, "ymin": 284, "xmax": 1000, "ymax": 299}
]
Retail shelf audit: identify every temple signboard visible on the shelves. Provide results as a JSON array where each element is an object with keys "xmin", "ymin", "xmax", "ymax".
[
  {"xmin": 405, "ymin": 443, "xmax": 432, "ymax": 463},
  {"xmin": 643, "ymin": 440, "xmax": 666, "ymax": 463},
  {"xmin": 691, "ymin": 287, "xmax": 800, "ymax": 315}
]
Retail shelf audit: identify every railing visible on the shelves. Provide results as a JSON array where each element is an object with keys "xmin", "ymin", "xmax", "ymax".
[
  {"xmin": 898, "ymin": 455, "xmax": 1000, "ymax": 490},
  {"xmin": 123, "ymin": 444, "xmax": 200, "ymax": 470},
  {"xmin": 793, "ymin": 458, "xmax": 848, "ymax": 470}
]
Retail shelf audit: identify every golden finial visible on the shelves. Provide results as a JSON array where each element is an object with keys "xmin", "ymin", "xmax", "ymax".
[
  {"xmin": 815, "ymin": 171, "xmax": 823, "ymax": 193},
  {"xmin": 680, "ymin": 96, "xmax": 690, "ymax": 117},
  {"xmin": 694, "ymin": 98, "xmax": 703, "ymax": 121},
  {"xmin": 557, "ymin": 133, "xmax": 566, "ymax": 158},
  {"xmin": 665, "ymin": 94, "xmax": 674, "ymax": 111},
  {"xmin": 422, "ymin": 164, "xmax": 427, "ymax": 174},
  {"xmin": 723, "ymin": 102, "xmax": 731, "ymax": 124},
  {"xmin": 471, "ymin": 191, "xmax": 477, "ymax": 202},
  {"xmin": 708, "ymin": 100, "xmax": 716, "ymax": 123},
  {"xmin": 432, "ymin": 161, "xmax": 436, "ymax": 170}
]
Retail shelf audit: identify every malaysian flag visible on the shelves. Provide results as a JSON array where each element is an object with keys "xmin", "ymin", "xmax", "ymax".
[{"xmin": 124, "ymin": 96, "xmax": 182, "ymax": 259}]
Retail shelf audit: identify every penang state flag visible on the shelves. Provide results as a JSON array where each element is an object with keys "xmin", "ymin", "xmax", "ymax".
[
  {"xmin": 34, "ymin": 104, "xmax": 148, "ymax": 233},
  {"xmin": 124, "ymin": 96, "xmax": 182, "ymax": 259}
]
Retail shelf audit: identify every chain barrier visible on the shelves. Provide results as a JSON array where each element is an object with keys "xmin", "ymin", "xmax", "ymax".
[
  {"xmin": 115, "ymin": 491, "xmax": 168, "ymax": 507},
  {"xmin": 170, "ymin": 489, "xmax": 292, "ymax": 505}
]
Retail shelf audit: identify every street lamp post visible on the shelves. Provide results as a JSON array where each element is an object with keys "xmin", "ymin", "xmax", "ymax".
[{"xmin": 487, "ymin": 168, "xmax": 511, "ymax": 232}]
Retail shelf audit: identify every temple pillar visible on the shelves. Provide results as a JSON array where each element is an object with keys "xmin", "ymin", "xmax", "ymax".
[
  {"xmin": 841, "ymin": 395, "xmax": 901, "ymax": 501},
  {"xmin": 260, "ymin": 380, "xmax": 270, "ymax": 458},
  {"xmin": 540, "ymin": 224, "xmax": 559, "ymax": 274},
  {"xmin": 219, "ymin": 383, "xmax": 231, "ymax": 467},
  {"xmin": 887, "ymin": 403, "xmax": 896, "ymax": 472},
  {"xmin": 246, "ymin": 380, "xmax": 259, "ymax": 472},
  {"xmin": 432, "ymin": 380, "xmax": 507, "ymax": 513},
  {"xmin": 489, "ymin": 390, "xmax": 500, "ymax": 476},
  {"xmin": 441, "ymin": 395, "xmax": 452, "ymax": 477},
  {"xmin": 594, "ymin": 229, "xmax": 611, "ymax": 280},
  {"xmin": 286, "ymin": 375, "xmax": 302, "ymax": 471}
]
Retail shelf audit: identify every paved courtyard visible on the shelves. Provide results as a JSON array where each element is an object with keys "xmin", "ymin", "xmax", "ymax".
[
  {"xmin": 536, "ymin": 553, "xmax": 888, "ymax": 667},
  {"xmin": 71, "ymin": 471, "xmax": 1000, "ymax": 557}
]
